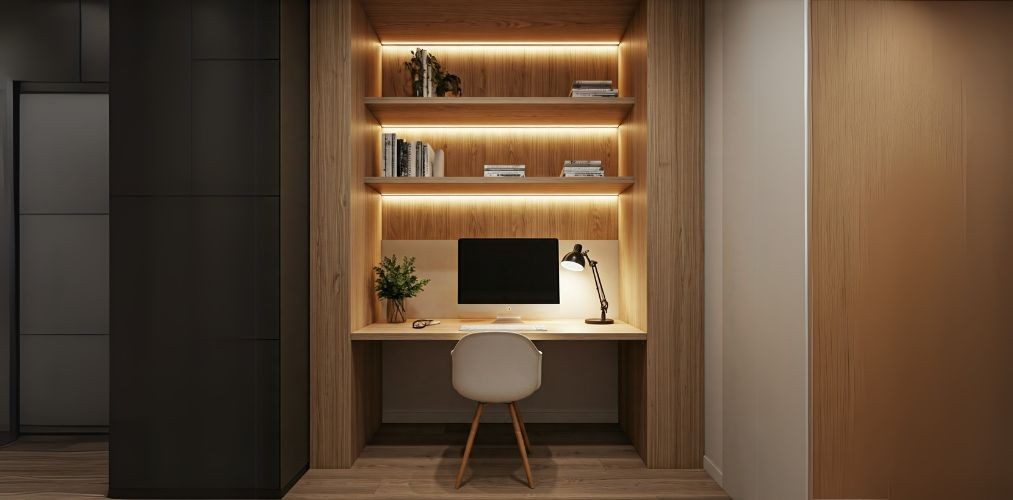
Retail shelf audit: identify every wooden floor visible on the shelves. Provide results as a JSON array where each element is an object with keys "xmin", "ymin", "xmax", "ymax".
[
  {"xmin": 0, "ymin": 435, "xmax": 107, "ymax": 499},
  {"xmin": 0, "ymin": 426, "xmax": 729, "ymax": 500},
  {"xmin": 288, "ymin": 423, "xmax": 729, "ymax": 500}
]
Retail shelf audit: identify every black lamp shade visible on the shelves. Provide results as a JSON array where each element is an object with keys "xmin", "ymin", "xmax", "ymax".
[{"xmin": 561, "ymin": 244, "xmax": 586, "ymax": 271}]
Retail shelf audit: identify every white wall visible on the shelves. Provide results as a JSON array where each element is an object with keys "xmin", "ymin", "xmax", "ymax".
[{"xmin": 704, "ymin": 1, "xmax": 808, "ymax": 498}]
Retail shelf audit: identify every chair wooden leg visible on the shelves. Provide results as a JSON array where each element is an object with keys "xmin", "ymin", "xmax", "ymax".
[
  {"xmin": 508, "ymin": 402, "xmax": 535, "ymax": 488},
  {"xmin": 513, "ymin": 401, "xmax": 533, "ymax": 453},
  {"xmin": 456, "ymin": 402, "xmax": 484, "ymax": 489}
]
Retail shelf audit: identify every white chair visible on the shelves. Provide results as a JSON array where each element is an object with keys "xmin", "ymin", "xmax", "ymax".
[{"xmin": 451, "ymin": 331, "xmax": 542, "ymax": 489}]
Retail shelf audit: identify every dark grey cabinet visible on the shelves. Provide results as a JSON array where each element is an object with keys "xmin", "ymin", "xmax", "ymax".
[{"xmin": 109, "ymin": 0, "xmax": 308, "ymax": 498}]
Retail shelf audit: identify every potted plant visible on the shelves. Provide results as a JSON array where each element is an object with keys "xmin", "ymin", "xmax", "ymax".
[{"xmin": 373, "ymin": 255, "xmax": 430, "ymax": 323}]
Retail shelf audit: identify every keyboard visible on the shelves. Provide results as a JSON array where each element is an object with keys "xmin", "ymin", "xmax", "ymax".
[{"xmin": 459, "ymin": 324, "xmax": 548, "ymax": 332}]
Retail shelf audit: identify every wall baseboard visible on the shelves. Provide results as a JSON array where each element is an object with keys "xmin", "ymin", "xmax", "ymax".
[
  {"xmin": 703, "ymin": 455, "xmax": 723, "ymax": 486},
  {"xmin": 19, "ymin": 425, "xmax": 109, "ymax": 434},
  {"xmin": 383, "ymin": 408, "xmax": 618, "ymax": 424}
]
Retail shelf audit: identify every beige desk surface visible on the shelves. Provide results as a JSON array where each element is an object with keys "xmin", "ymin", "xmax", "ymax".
[{"xmin": 351, "ymin": 318, "xmax": 646, "ymax": 341}]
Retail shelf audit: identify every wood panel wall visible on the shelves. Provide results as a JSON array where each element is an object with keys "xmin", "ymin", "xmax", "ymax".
[
  {"xmin": 811, "ymin": 2, "xmax": 1013, "ymax": 498},
  {"xmin": 617, "ymin": 0, "xmax": 648, "ymax": 462},
  {"xmin": 382, "ymin": 45, "xmax": 618, "ymax": 98},
  {"xmin": 310, "ymin": 0, "xmax": 382, "ymax": 469},
  {"xmin": 383, "ymin": 196, "xmax": 617, "ymax": 240},
  {"xmin": 618, "ymin": 0, "xmax": 704, "ymax": 469},
  {"xmin": 363, "ymin": 0, "xmax": 642, "ymax": 44},
  {"xmin": 377, "ymin": 127, "xmax": 617, "ymax": 178}
]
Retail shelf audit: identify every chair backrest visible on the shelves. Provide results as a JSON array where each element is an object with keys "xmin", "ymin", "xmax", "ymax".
[{"xmin": 451, "ymin": 331, "xmax": 542, "ymax": 404}]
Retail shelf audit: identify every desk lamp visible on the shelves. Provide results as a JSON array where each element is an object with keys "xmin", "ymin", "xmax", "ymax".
[{"xmin": 561, "ymin": 243, "xmax": 614, "ymax": 324}]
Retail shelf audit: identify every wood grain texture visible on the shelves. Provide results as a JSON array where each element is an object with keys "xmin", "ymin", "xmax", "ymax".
[
  {"xmin": 0, "ymin": 436, "xmax": 107, "ymax": 499},
  {"xmin": 310, "ymin": 0, "xmax": 382, "ymax": 469},
  {"xmin": 376, "ymin": 127, "xmax": 618, "ymax": 178},
  {"xmin": 362, "ymin": 0, "xmax": 642, "ymax": 44},
  {"xmin": 350, "ymin": 318, "xmax": 646, "ymax": 341},
  {"xmin": 811, "ymin": 2, "xmax": 1013, "ymax": 499},
  {"xmin": 364, "ymin": 97, "xmax": 634, "ymax": 127},
  {"xmin": 286, "ymin": 424, "xmax": 729, "ymax": 499},
  {"xmin": 617, "ymin": 0, "xmax": 704, "ymax": 469},
  {"xmin": 382, "ymin": 195, "xmax": 617, "ymax": 240},
  {"xmin": 382, "ymin": 45, "xmax": 618, "ymax": 98},
  {"xmin": 0, "ymin": 431, "xmax": 729, "ymax": 499},
  {"xmin": 617, "ymin": 2, "xmax": 649, "ymax": 464},
  {"xmin": 644, "ymin": 0, "xmax": 704, "ymax": 470},
  {"xmin": 365, "ymin": 177, "xmax": 633, "ymax": 196}
]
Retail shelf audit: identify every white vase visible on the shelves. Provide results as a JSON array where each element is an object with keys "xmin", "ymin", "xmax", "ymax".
[{"xmin": 434, "ymin": 149, "xmax": 445, "ymax": 177}]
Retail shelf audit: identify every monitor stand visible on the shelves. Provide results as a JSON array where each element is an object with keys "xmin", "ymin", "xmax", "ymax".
[
  {"xmin": 492, "ymin": 315, "xmax": 524, "ymax": 324},
  {"xmin": 492, "ymin": 305, "xmax": 523, "ymax": 323}
]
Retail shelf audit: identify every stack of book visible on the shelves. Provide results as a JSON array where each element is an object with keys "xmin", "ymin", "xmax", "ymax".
[
  {"xmin": 382, "ymin": 133, "xmax": 440, "ymax": 177},
  {"xmin": 484, "ymin": 165, "xmax": 526, "ymax": 177},
  {"xmin": 569, "ymin": 80, "xmax": 618, "ymax": 98},
  {"xmin": 560, "ymin": 160, "xmax": 604, "ymax": 177}
]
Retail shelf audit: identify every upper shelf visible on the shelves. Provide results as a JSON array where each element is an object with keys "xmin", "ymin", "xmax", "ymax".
[
  {"xmin": 362, "ymin": 0, "xmax": 642, "ymax": 44},
  {"xmin": 364, "ymin": 97, "xmax": 635, "ymax": 127},
  {"xmin": 365, "ymin": 176, "xmax": 635, "ymax": 196}
]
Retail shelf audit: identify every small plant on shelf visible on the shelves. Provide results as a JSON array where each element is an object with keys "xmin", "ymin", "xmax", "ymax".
[
  {"xmin": 373, "ymin": 255, "xmax": 430, "ymax": 323},
  {"xmin": 405, "ymin": 48, "xmax": 463, "ymax": 97}
]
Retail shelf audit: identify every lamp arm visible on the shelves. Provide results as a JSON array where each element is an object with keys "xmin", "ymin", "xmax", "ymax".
[{"xmin": 588, "ymin": 258, "xmax": 608, "ymax": 320}]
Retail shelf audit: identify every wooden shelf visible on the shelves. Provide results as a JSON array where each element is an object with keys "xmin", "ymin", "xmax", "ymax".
[
  {"xmin": 364, "ymin": 176, "xmax": 634, "ymax": 195},
  {"xmin": 351, "ymin": 318, "xmax": 646, "ymax": 341},
  {"xmin": 363, "ymin": 0, "xmax": 642, "ymax": 44},
  {"xmin": 364, "ymin": 97, "xmax": 634, "ymax": 127}
]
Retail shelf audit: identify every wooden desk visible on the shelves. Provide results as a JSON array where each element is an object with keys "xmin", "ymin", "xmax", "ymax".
[{"xmin": 351, "ymin": 318, "xmax": 646, "ymax": 341}]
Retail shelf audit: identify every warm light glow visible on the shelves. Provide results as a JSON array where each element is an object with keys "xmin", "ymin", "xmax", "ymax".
[
  {"xmin": 561, "ymin": 261, "xmax": 585, "ymax": 272},
  {"xmin": 381, "ymin": 195, "xmax": 617, "ymax": 202},
  {"xmin": 382, "ymin": 42, "xmax": 619, "ymax": 48},
  {"xmin": 381, "ymin": 125, "xmax": 619, "ymax": 130},
  {"xmin": 382, "ymin": 127, "xmax": 618, "ymax": 135}
]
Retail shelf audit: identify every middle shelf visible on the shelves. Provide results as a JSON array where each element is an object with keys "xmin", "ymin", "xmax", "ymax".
[
  {"xmin": 364, "ymin": 176, "xmax": 635, "ymax": 196},
  {"xmin": 364, "ymin": 97, "xmax": 635, "ymax": 127}
]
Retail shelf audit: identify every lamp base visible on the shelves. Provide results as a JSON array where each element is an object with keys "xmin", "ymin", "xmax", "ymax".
[{"xmin": 585, "ymin": 318, "xmax": 615, "ymax": 325}]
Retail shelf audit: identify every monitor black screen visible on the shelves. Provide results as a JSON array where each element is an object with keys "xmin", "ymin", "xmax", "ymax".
[{"xmin": 458, "ymin": 238, "xmax": 560, "ymax": 304}]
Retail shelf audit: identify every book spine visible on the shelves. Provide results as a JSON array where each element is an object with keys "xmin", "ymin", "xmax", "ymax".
[
  {"xmin": 425, "ymin": 144, "xmax": 432, "ymax": 177},
  {"xmin": 563, "ymin": 167, "xmax": 605, "ymax": 172},
  {"xmin": 397, "ymin": 139, "xmax": 406, "ymax": 177},
  {"xmin": 485, "ymin": 172, "xmax": 526, "ymax": 177},
  {"xmin": 383, "ymin": 133, "xmax": 394, "ymax": 176},
  {"xmin": 416, "ymin": 141, "xmax": 421, "ymax": 176},
  {"xmin": 407, "ymin": 141, "xmax": 416, "ymax": 177}
]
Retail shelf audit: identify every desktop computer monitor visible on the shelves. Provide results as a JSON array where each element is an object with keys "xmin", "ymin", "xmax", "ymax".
[{"xmin": 457, "ymin": 238, "xmax": 560, "ymax": 305}]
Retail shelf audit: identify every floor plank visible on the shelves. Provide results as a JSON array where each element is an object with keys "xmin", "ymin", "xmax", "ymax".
[
  {"xmin": 0, "ymin": 435, "xmax": 108, "ymax": 499},
  {"xmin": 0, "ymin": 427, "xmax": 729, "ymax": 500},
  {"xmin": 286, "ymin": 424, "xmax": 729, "ymax": 500}
]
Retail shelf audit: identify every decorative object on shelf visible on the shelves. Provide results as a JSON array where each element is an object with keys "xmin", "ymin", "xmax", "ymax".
[
  {"xmin": 561, "ymin": 244, "xmax": 614, "ymax": 324},
  {"xmin": 484, "ymin": 164, "xmax": 526, "ymax": 177},
  {"xmin": 560, "ymin": 160, "xmax": 604, "ymax": 177},
  {"xmin": 569, "ymin": 80, "xmax": 618, "ymax": 98},
  {"xmin": 373, "ymin": 255, "xmax": 430, "ymax": 323},
  {"xmin": 404, "ymin": 48, "xmax": 462, "ymax": 97},
  {"xmin": 434, "ymin": 149, "xmax": 445, "ymax": 177},
  {"xmin": 437, "ymin": 73, "xmax": 463, "ymax": 97}
]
